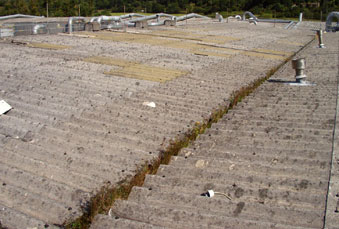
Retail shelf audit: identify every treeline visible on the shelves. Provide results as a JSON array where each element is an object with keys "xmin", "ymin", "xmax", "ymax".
[
  {"xmin": 0, "ymin": 0, "xmax": 338, "ymax": 19},
  {"xmin": 97, "ymin": 0, "xmax": 338, "ymax": 18},
  {"xmin": 0, "ymin": 0, "xmax": 95, "ymax": 16}
]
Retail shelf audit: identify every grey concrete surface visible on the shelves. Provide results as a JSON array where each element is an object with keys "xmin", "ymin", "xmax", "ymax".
[
  {"xmin": 0, "ymin": 18, "xmax": 322, "ymax": 228},
  {"xmin": 91, "ymin": 33, "xmax": 339, "ymax": 227}
]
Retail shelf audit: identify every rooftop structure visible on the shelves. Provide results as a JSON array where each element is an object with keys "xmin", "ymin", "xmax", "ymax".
[{"xmin": 0, "ymin": 15, "xmax": 337, "ymax": 228}]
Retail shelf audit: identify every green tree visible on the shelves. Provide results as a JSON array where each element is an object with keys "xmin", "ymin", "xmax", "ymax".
[
  {"xmin": 167, "ymin": 0, "xmax": 180, "ymax": 13},
  {"xmin": 4, "ymin": 0, "xmax": 30, "ymax": 14},
  {"xmin": 29, "ymin": 0, "xmax": 40, "ymax": 15}
]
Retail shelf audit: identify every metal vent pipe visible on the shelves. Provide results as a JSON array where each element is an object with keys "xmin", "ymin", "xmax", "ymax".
[
  {"xmin": 129, "ymin": 14, "xmax": 158, "ymax": 23},
  {"xmin": 285, "ymin": 21, "xmax": 296, "ymax": 29},
  {"xmin": 317, "ymin": 29, "xmax": 325, "ymax": 48},
  {"xmin": 90, "ymin": 13, "xmax": 144, "ymax": 23},
  {"xmin": 218, "ymin": 15, "xmax": 224, "ymax": 22},
  {"xmin": 235, "ymin": 15, "xmax": 241, "ymax": 20},
  {"xmin": 325, "ymin": 11, "xmax": 339, "ymax": 32},
  {"xmin": 68, "ymin": 17, "xmax": 85, "ymax": 33},
  {"xmin": 129, "ymin": 13, "xmax": 174, "ymax": 23},
  {"xmin": 292, "ymin": 58, "xmax": 307, "ymax": 83},
  {"xmin": 97, "ymin": 16, "xmax": 121, "ymax": 24},
  {"xmin": 299, "ymin": 13, "xmax": 303, "ymax": 22},
  {"xmin": 241, "ymin": 11, "xmax": 303, "ymax": 29},
  {"xmin": 215, "ymin": 13, "xmax": 220, "ymax": 19},
  {"xmin": 176, "ymin": 13, "xmax": 209, "ymax": 22},
  {"xmin": 90, "ymin": 17, "xmax": 99, "ymax": 23},
  {"xmin": 120, "ymin": 13, "xmax": 144, "ymax": 19},
  {"xmin": 249, "ymin": 19, "xmax": 257, "ymax": 25},
  {"xmin": 33, "ymin": 24, "xmax": 46, "ymax": 34},
  {"xmin": 83, "ymin": 13, "xmax": 208, "ymax": 31},
  {"xmin": 242, "ymin": 11, "xmax": 258, "ymax": 21}
]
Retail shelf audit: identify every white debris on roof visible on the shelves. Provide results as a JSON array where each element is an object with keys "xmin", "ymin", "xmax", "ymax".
[
  {"xmin": 142, "ymin": 101, "xmax": 156, "ymax": 108},
  {"xmin": 0, "ymin": 100, "xmax": 12, "ymax": 115}
]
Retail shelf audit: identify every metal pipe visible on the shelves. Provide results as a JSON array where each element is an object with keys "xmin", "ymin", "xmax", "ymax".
[
  {"xmin": 249, "ymin": 19, "xmax": 257, "ymax": 25},
  {"xmin": 89, "ymin": 13, "xmax": 207, "ymax": 30},
  {"xmin": 156, "ymin": 13, "xmax": 177, "ymax": 18},
  {"xmin": 120, "ymin": 13, "xmax": 144, "ymax": 19},
  {"xmin": 256, "ymin": 18, "xmax": 291, "ymax": 23},
  {"xmin": 101, "ymin": 21, "xmax": 135, "ymax": 29},
  {"xmin": 90, "ymin": 17, "xmax": 99, "ymax": 22},
  {"xmin": 0, "ymin": 14, "xmax": 44, "ymax": 20},
  {"xmin": 129, "ymin": 14, "xmax": 158, "ymax": 23},
  {"xmin": 97, "ymin": 16, "xmax": 121, "ymax": 24},
  {"xmin": 218, "ymin": 15, "xmax": 224, "ymax": 22},
  {"xmin": 317, "ymin": 29, "xmax": 325, "ymax": 48},
  {"xmin": 242, "ymin": 11, "xmax": 257, "ymax": 21},
  {"xmin": 285, "ymin": 21, "xmax": 295, "ymax": 29},
  {"xmin": 129, "ymin": 13, "xmax": 177, "ymax": 24},
  {"xmin": 102, "ymin": 24, "xmax": 122, "ymax": 29},
  {"xmin": 91, "ymin": 14, "xmax": 138, "ymax": 30},
  {"xmin": 33, "ymin": 24, "xmax": 46, "ymax": 35},
  {"xmin": 175, "ymin": 13, "xmax": 209, "ymax": 22},
  {"xmin": 241, "ymin": 11, "xmax": 300, "ymax": 29},
  {"xmin": 68, "ymin": 16, "xmax": 85, "ymax": 33},
  {"xmin": 215, "ymin": 13, "xmax": 223, "ymax": 22},
  {"xmin": 149, "ymin": 21, "xmax": 165, "ymax": 26},
  {"xmin": 91, "ymin": 13, "xmax": 145, "ymax": 23},
  {"xmin": 299, "ymin": 13, "xmax": 303, "ymax": 22},
  {"xmin": 292, "ymin": 58, "xmax": 307, "ymax": 83},
  {"xmin": 290, "ymin": 13, "xmax": 303, "ymax": 29},
  {"xmin": 126, "ymin": 22, "xmax": 136, "ymax": 27},
  {"xmin": 325, "ymin": 11, "xmax": 339, "ymax": 32}
]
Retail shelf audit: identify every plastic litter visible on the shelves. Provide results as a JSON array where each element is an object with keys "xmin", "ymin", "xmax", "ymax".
[
  {"xmin": 201, "ymin": 190, "xmax": 214, "ymax": 197},
  {"xmin": 142, "ymin": 101, "xmax": 156, "ymax": 108},
  {"xmin": 201, "ymin": 189, "xmax": 232, "ymax": 200},
  {"xmin": 0, "ymin": 100, "xmax": 12, "ymax": 115}
]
